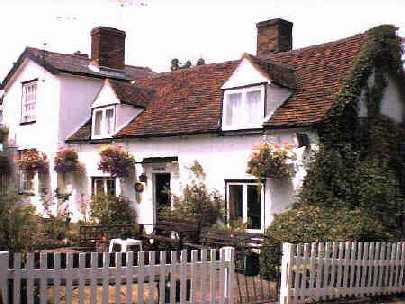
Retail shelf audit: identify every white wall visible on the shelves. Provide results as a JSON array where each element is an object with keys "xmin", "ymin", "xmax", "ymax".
[
  {"xmin": 380, "ymin": 75, "xmax": 404, "ymax": 123},
  {"xmin": 69, "ymin": 131, "xmax": 314, "ymax": 228},
  {"xmin": 59, "ymin": 75, "xmax": 103, "ymax": 144},
  {"xmin": 358, "ymin": 72, "xmax": 404, "ymax": 123},
  {"xmin": 116, "ymin": 104, "xmax": 143, "ymax": 133},
  {"xmin": 2, "ymin": 60, "xmax": 61, "ymax": 213}
]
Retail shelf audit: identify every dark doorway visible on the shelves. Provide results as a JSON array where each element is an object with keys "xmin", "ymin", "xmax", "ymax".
[{"xmin": 154, "ymin": 173, "xmax": 171, "ymax": 222}]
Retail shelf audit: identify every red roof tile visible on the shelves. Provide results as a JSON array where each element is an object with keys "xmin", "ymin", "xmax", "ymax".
[
  {"xmin": 68, "ymin": 28, "xmax": 381, "ymax": 141},
  {"xmin": 109, "ymin": 79, "xmax": 154, "ymax": 108},
  {"xmin": 264, "ymin": 33, "xmax": 367, "ymax": 127},
  {"xmin": 115, "ymin": 61, "xmax": 239, "ymax": 138}
]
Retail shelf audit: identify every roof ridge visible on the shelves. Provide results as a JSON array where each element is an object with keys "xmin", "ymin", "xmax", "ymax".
[
  {"xmin": 25, "ymin": 46, "xmax": 152, "ymax": 71},
  {"xmin": 264, "ymin": 32, "xmax": 367, "ymax": 60},
  {"xmin": 140, "ymin": 59, "xmax": 240, "ymax": 80}
]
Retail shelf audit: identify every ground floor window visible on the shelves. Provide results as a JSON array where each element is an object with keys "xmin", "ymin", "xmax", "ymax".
[
  {"xmin": 226, "ymin": 181, "xmax": 264, "ymax": 232},
  {"xmin": 18, "ymin": 169, "xmax": 33, "ymax": 194},
  {"xmin": 91, "ymin": 177, "xmax": 116, "ymax": 196}
]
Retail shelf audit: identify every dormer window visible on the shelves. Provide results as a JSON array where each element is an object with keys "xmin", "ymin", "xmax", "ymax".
[
  {"xmin": 92, "ymin": 106, "xmax": 115, "ymax": 139},
  {"xmin": 21, "ymin": 80, "xmax": 37, "ymax": 124},
  {"xmin": 222, "ymin": 85, "xmax": 264, "ymax": 130}
]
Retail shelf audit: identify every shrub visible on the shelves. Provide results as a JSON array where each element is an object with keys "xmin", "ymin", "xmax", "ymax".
[
  {"xmin": 89, "ymin": 194, "xmax": 137, "ymax": 225},
  {"xmin": 54, "ymin": 148, "xmax": 84, "ymax": 174},
  {"xmin": 160, "ymin": 181, "xmax": 224, "ymax": 242},
  {"xmin": 0, "ymin": 192, "xmax": 39, "ymax": 252},
  {"xmin": 98, "ymin": 145, "xmax": 135, "ymax": 178},
  {"xmin": 260, "ymin": 205, "xmax": 395, "ymax": 281},
  {"xmin": 247, "ymin": 142, "xmax": 296, "ymax": 178}
]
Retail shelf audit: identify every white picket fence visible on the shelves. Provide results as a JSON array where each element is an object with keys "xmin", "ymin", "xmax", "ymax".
[
  {"xmin": 0, "ymin": 247, "xmax": 234, "ymax": 304},
  {"xmin": 279, "ymin": 241, "xmax": 405, "ymax": 304}
]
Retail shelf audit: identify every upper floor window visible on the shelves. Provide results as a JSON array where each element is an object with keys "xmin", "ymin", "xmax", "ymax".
[
  {"xmin": 222, "ymin": 85, "xmax": 264, "ymax": 130},
  {"xmin": 92, "ymin": 106, "xmax": 115, "ymax": 139},
  {"xmin": 21, "ymin": 80, "xmax": 37, "ymax": 123}
]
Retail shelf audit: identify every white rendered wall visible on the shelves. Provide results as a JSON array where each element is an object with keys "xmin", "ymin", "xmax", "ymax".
[
  {"xmin": 58, "ymin": 75, "xmax": 103, "ymax": 145},
  {"xmin": 116, "ymin": 104, "xmax": 143, "ymax": 133},
  {"xmin": 69, "ymin": 131, "xmax": 314, "ymax": 229},
  {"xmin": 380, "ymin": 75, "xmax": 404, "ymax": 123},
  {"xmin": 2, "ymin": 60, "xmax": 61, "ymax": 213}
]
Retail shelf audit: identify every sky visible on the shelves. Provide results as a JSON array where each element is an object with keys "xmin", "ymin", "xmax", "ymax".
[{"xmin": 0, "ymin": 0, "xmax": 404, "ymax": 80}]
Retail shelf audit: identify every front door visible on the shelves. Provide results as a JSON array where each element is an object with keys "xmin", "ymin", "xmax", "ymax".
[{"xmin": 154, "ymin": 173, "xmax": 171, "ymax": 223}]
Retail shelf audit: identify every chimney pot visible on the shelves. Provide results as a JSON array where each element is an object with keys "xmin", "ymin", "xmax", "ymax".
[
  {"xmin": 91, "ymin": 27, "xmax": 126, "ymax": 70},
  {"xmin": 256, "ymin": 18, "xmax": 293, "ymax": 57}
]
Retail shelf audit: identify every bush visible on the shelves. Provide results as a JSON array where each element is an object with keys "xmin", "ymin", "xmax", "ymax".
[
  {"xmin": 260, "ymin": 205, "xmax": 395, "ymax": 281},
  {"xmin": 159, "ymin": 181, "xmax": 224, "ymax": 242},
  {"xmin": 0, "ymin": 193, "xmax": 39, "ymax": 252},
  {"xmin": 89, "ymin": 194, "xmax": 137, "ymax": 225}
]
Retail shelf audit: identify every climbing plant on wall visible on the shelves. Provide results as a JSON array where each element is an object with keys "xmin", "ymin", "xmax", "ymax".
[{"xmin": 260, "ymin": 25, "xmax": 405, "ymax": 280}]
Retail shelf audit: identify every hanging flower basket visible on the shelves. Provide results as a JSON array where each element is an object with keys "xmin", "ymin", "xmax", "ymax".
[
  {"xmin": 54, "ymin": 148, "xmax": 84, "ymax": 174},
  {"xmin": 247, "ymin": 143, "xmax": 296, "ymax": 178},
  {"xmin": 17, "ymin": 149, "xmax": 48, "ymax": 175},
  {"xmin": 98, "ymin": 145, "xmax": 135, "ymax": 178}
]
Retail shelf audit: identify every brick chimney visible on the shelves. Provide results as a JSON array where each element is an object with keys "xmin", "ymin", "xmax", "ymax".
[
  {"xmin": 91, "ymin": 27, "xmax": 126, "ymax": 70},
  {"xmin": 256, "ymin": 18, "xmax": 293, "ymax": 57}
]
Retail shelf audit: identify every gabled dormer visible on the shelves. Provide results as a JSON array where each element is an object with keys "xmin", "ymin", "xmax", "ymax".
[
  {"xmin": 221, "ymin": 54, "xmax": 294, "ymax": 131},
  {"xmin": 91, "ymin": 79, "xmax": 152, "ymax": 140}
]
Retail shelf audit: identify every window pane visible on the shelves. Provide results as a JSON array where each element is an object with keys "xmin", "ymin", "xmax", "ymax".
[
  {"xmin": 228, "ymin": 184, "xmax": 243, "ymax": 222},
  {"xmin": 93, "ymin": 178, "xmax": 104, "ymax": 196},
  {"xmin": 22, "ymin": 82, "xmax": 37, "ymax": 122},
  {"xmin": 246, "ymin": 90, "xmax": 262, "ymax": 124},
  {"xmin": 247, "ymin": 185, "xmax": 261, "ymax": 229},
  {"xmin": 106, "ymin": 178, "xmax": 116, "ymax": 196},
  {"xmin": 105, "ymin": 109, "xmax": 114, "ymax": 135},
  {"xmin": 94, "ymin": 111, "xmax": 102, "ymax": 135},
  {"xmin": 225, "ymin": 93, "xmax": 242, "ymax": 126}
]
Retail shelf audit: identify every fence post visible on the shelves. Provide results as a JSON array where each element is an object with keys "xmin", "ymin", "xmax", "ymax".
[
  {"xmin": 279, "ymin": 243, "xmax": 293, "ymax": 304},
  {"xmin": 0, "ymin": 251, "xmax": 9, "ymax": 304},
  {"xmin": 222, "ymin": 246, "xmax": 235, "ymax": 304}
]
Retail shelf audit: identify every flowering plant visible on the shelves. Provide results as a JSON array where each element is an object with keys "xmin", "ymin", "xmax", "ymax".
[
  {"xmin": 98, "ymin": 145, "xmax": 135, "ymax": 178},
  {"xmin": 17, "ymin": 149, "xmax": 48, "ymax": 174},
  {"xmin": 54, "ymin": 148, "xmax": 84, "ymax": 174},
  {"xmin": 247, "ymin": 142, "xmax": 296, "ymax": 178}
]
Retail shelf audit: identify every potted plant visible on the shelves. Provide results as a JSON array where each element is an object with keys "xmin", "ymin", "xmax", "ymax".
[
  {"xmin": 98, "ymin": 145, "xmax": 135, "ymax": 178},
  {"xmin": 54, "ymin": 148, "xmax": 84, "ymax": 174},
  {"xmin": 17, "ymin": 149, "xmax": 48, "ymax": 176},
  {"xmin": 247, "ymin": 142, "xmax": 296, "ymax": 178}
]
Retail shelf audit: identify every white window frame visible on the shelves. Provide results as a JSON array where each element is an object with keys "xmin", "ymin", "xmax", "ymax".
[
  {"xmin": 91, "ymin": 177, "xmax": 117, "ymax": 196},
  {"xmin": 222, "ymin": 85, "xmax": 265, "ymax": 130},
  {"xmin": 91, "ymin": 106, "xmax": 116, "ymax": 139},
  {"xmin": 226, "ymin": 181, "xmax": 264, "ymax": 233},
  {"xmin": 21, "ymin": 80, "xmax": 38, "ymax": 123}
]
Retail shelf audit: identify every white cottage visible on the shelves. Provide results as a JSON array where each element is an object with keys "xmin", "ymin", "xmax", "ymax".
[{"xmin": 1, "ymin": 18, "xmax": 404, "ymax": 233}]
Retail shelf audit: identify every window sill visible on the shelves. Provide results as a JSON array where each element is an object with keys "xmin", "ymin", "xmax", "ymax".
[
  {"xmin": 91, "ymin": 135, "xmax": 114, "ymax": 140},
  {"xmin": 222, "ymin": 125, "xmax": 263, "ymax": 131},
  {"xmin": 20, "ymin": 120, "xmax": 36, "ymax": 126}
]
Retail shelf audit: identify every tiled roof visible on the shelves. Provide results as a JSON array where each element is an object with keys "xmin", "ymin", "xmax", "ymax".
[
  {"xmin": 68, "ymin": 29, "xmax": 375, "ymax": 141},
  {"xmin": 115, "ymin": 60, "xmax": 240, "ymax": 138},
  {"xmin": 68, "ymin": 119, "xmax": 92, "ymax": 142},
  {"xmin": 1, "ymin": 47, "xmax": 153, "ymax": 89},
  {"xmin": 264, "ymin": 33, "xmax": 367, "ymax": 127},
  {"xmin": 109, "ymin": 79, "xmax": 154, "ymax": 108}
]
